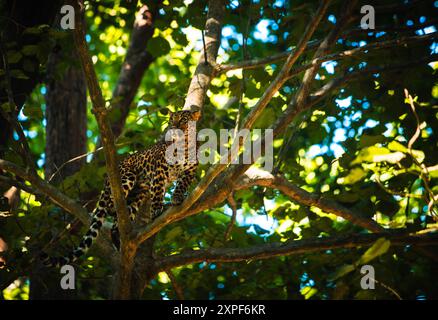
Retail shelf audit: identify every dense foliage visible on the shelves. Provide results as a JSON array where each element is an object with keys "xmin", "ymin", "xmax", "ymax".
[{"xmin": 0, "ymin": 0, "xmax": 437, "ymax": 300}]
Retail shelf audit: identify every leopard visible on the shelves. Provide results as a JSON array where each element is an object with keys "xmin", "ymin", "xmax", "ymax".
[{"xmin": 40, "ymin": 105, "xmax": 201, "ymax": 267}]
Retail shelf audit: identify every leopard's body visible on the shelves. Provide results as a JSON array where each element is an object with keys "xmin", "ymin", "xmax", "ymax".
[{"xmin": 41, "ymin": 108, "xmax": 200, "ymax": 267}]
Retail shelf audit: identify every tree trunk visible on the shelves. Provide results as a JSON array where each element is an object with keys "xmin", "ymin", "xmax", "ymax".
[{"xmin": 44, "ymin": 49, "xmax": 88, "ymax": 182}]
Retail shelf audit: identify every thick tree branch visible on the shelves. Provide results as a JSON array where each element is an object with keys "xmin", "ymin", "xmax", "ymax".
[
  {"xmin": 188, "ymin": 1, "xmax": 337, "ymax": 219},
  {"xmin": 71, "ymin": 1, "xmax": 130, "ymax": 236},
  {"xmin": 0, "ymin": 175, "xmax": 41, "ymax": 197},
  {"xmin": 157, "ymin": 230, "xmax": 438, "ymax": 270},
  {"xmin": 199, "ymin": 1, "xmax": 361, "ymax": 226},
  {"xmin": 182, "ymin": 0, "xmax": 224, "ymax": 110},
  {"xmin": 187, "ymin": 58, "xmax": 434, "ymax": 235},
  {"xmin": 71, "ymin": 0, "xmax": 134, "ymax": 299},
  {"xmin": 236, "ymin": 168, "xmax": 383, "ymax": 232},
  {"xmin": 0, "ymin": 163, "xmax": 115, "ymax": 270},
  {"xmin": 0, "ymin": 159, "xmax": 89, "ymax": 224}
]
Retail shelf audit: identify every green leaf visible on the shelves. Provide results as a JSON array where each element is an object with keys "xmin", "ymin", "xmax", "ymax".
[
  {"xmin": 429, "ymin": 166, "xmax": 438, "ymax": 178},
  {"xmin": 351, "ymin": 146, "xmax": 405, "ymax": 164},
  {"xmin": 335, "ymin": 192, "xmax": 360, "ymax": 204},
  {"xmin": 300, "ymin": 286, "xmax": 318, "ymax": 299},
  {"xmin": 387, "ymin": 141, "xmax": 408, "ymax": 153},
  {"xmin": 48, "ymin": 29, "xmax": 69, "ymax": 39},
  {"xmin": 329, "ymin": 238, "xmax": 391, "ymax": 281},
  {"xmin": 358, "ymin": 134, "xmax": 386, "ymax": 148},
  {"xmin": 341, "ymin": 167, "xmax": 367, "ymax": 184},
  {"xmin": 388, "ymin": 141, "xmax": 424, "ymax": 162},
  {"xmin": 328, "ymin": 264, "xmax": 355, "ymax": 281},
  {"xmin": 357, "ymin": 237, "xmax": 391, "ymax": 265},
  {"xmin": 147, "ymin": 36, "xmax": 171, "ymax": 58}
]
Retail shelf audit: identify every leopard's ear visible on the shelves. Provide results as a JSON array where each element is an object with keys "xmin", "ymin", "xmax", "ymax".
[
  {"xmin": 190, "ymin": 105, "xmax": 201, "ymax": 121},
  {"xmin": 160, "ymin": 108, "xmax": 172, "ymax": 116}
]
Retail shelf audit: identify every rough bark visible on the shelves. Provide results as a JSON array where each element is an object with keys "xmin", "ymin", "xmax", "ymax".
[{"xmin": 44, "ymin": 44, "xmax": 87, "ymax": 182}]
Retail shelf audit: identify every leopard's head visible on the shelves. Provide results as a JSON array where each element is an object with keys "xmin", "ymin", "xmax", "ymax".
[{"xmin": 167, "ymin": 105, "xmax": 201, "ymax": 132}]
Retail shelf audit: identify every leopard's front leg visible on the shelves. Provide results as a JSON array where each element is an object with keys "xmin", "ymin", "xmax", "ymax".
[
  {"xmin": 150, "ymin": 176, "xmax": 166, "ymax": 218},
  {"xmin": 172, "ymin": 164, "xmax": 197, "ymax": 205}
]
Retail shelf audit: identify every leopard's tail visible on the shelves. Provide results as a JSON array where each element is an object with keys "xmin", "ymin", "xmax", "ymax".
[{"xmin": 40, "ymin": 207, "xmax": 106, "ymax": 268}]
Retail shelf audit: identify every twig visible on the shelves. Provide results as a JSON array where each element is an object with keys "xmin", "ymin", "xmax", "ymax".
[
  {"xmin": 48, "ymin": 147, "xmax": 103, "ymax": 182},
  {"xmin": 373, "ymin": 277, "xmax": 403, "ymax": 300},
  {"xmin": 404, "ymin": 89, "xmax": 437, "ymax": 218},
  {"xmin": 224, "ymin": 193, "xmax": 237, "ymax": 241}
]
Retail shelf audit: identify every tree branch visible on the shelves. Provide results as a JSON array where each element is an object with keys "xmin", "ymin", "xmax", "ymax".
[
  {"xmin": 71, "ymin": 0, "xmax": 134, "ymax": 299},
  {"xmin": 0, "ymin": 175, "xmax": 41, "ymax": 197},
  {"xmin": 182, "ymin": 0, "xmax": 224, "ymax": 110},
  {"xmin": 157, "ymin": 230, "xmax": 438, "ymax": 270},
  {"xmin": 215, "ymin": 40, "xmax": 319, "ymax": 74},
  {"xmin": 285, "ymin": 32, "xmax": 437, "ymax": 80},
  {"xmin": 224, "ymin": 193, "xmax": 237, "ymax": 240},
  {"xmin": 0, "ymin": 159, "xmax": 89, "ymax": 224},
  {"xmin": 71, "ymin": 0, "xmax": 131, "ymax": 236},
  {"xmin": 166, "ymin": 269, "xmax": 185, "ymax": 300},
  {"xmin": 235, "ymin": 168, "xmax": 383, "ymax": 232}
]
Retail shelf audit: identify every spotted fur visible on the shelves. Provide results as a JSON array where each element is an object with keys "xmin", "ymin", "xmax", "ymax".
[{"xmin": 41, "ymin": 107, "xmax": 200, "ymax": 267}]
